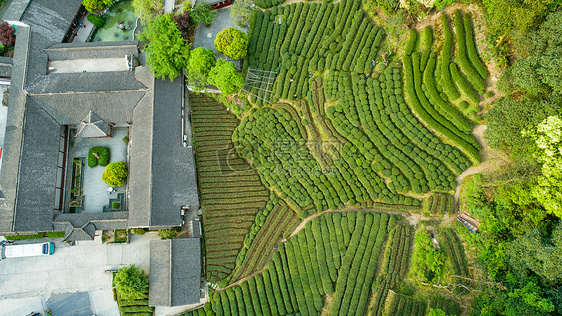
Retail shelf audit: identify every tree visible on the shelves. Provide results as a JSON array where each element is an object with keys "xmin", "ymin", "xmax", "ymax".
[
  {"xmin": 173, "ymin": 9, "xmax": 192, "ymax": 41},
  {"xmin": 191, "ymin": 2, "xmax": 217, "ymax": 27},
  {"xmin": 428, "ymin": 308, "xmax": 447, "ymax": 316},
  {"xmin": 102, "ymin": 161, "xmax": 128, "ymax": 187},
  {"xmin": 229, "ymin": 0, "xmax": 256, "ymax": 27},
  {"xmin": 507, "ymin": 11, "xmax": 562, "ymax": 95},
  {"xmin": 484, "ymin": 96, "xmax": 559, "ymax": 154},
  {"xmin": 508, "ymin": 221, "xmax": 562, "ymax": 283},
  {"xmin": 522, "ymin": 116, "xmax": 562, "ymax": 217},
  {"xmin": 509, "ymin": 282, "xmax": 555, "ymax": 313},
  {"xmin": 82, "ymin": 0, "xmax": 113, "ymax": 13},
  {"xmin": 113, "ymin": 265, "xmax": 149, "ymax": 300},
  {"xmin": 132, "ymin": 0, "xmax": 163, "ymax": 24},
  {"xmin": 0, "ymin": 22, "xmax": 16, "ymax": 46},
  {"xmin": 186, "ymin": 47, "xmax": 216, "ymax": 89},
  {"xmin": 157, "ymin": 228, "xmax": 178, "ymax": 239},
  {"xmin": 139, "ymin": 13, "xmax": 191, "ymax": 81},
  {"xmin": 208, "ymin": 59, "xmax": 244, "ymax": 95},
  {"xmin": 214, "ymin": 27, "xmax": 249, "ymax": 60}
]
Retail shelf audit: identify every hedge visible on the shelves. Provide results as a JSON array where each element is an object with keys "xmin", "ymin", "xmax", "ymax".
[
  {"xmin": 440, "ymin": 14, "xmax": 461, "ymax": 100},
  {"xmin": 464, "ymin": 13, "xmax": 488, "ymax": 79},
  {"xmin": 453, "ymin": 10, "xmax": 486, "ymax": 91},
  {"xmin": 405, "ymin": 29, "xmax": 417, "ymax": 56},
  {"xmin": 449, "ymin": 62, "xmax": 481, "ymax": 104},
  {"xmin": 88, "ymin": 147, "xmax": 110, "ymax": 167}
]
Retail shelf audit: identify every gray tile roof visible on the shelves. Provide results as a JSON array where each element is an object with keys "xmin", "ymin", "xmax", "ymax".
[
  {"xmin": 21, "ymin": 0, "xmax": 83, "ymax": 85},
  {"xmin": 76, "ymin": 110, "xmax": 111, "ymax": 138},
  {"xmin": 13, "ymin": 98, "xmax": 60, "ymax": 232},
  {"xmin": 0, "ymin": 25, "xmax": 30, "ymax": 234},
  {"xmin": 27, "ymin": 71, "xmax": 147, "ymax": 94},
  {"xmin": 63, "ymin": 221, "xmax": 95, "ymax": 241},
  {"xmin": 150, "ymin": 78, "xmax": 199, "ymax": 227},
  {"xmin": 29, "ymin": 89, "xmax": 146, "ymax": 125},
  {"xmin": 45, "ymin": 41, "xmax": 140, "ymax": 60},
  {"xmin": 127, "ymin": 68, "xmax": 154, "ymax": 228},
  {"xmin": 149, "ymin": 238, "xmax": 201, "ymax": 307},
  {"xmin": 129, "ymin": 75, "xmax": 199, "ymax": 228}
]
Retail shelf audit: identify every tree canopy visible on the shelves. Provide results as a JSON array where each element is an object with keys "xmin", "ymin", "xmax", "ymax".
[
  {"xmin": 214, "ymin": 27, "xmax": 249, "ymax": 60},
  {"xmin": 187, "ymin": 47, "xmax": 216, "ymax": 87},
  {"xmin": 102, "ymin": 161, "xmax": 128, "ymax": 187},
  {"xmin": 0, "ymin": 22, "xmax": 16, "ymax": 46},
  {"xmin": 82, "ymin": 0, "xmax": 113, "ymax": 13},
  {"xmin": 229, "ymin": 0, "xmax": 256, "ymax": 27},
  {"xmin": 113, "ymin": 265, "xmax": 149, "ymax": 301},
  {"xmin": 191, "ymin": 2, "xmax": 217, "ymax": 27},
  {"xmin": 208, "ymin": 59, "xmax": 244, "ymax": 95},
  {"xmin": 139, "ymin": 13, "xmax": 191, "ymax": 81}
]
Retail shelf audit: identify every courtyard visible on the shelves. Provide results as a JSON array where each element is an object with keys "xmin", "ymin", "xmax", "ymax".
[{"xmin": 68, "ymin": 127, "xmax": 129, "ymax": 213}]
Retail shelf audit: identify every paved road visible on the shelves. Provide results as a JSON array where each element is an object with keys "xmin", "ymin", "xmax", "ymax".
[{"xmin": 0, "ymin": 239, "xmax": 119, "ymax": 315}]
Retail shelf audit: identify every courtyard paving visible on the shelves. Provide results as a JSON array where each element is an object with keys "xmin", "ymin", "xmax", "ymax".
[
  {"xmin": 0, "ymin": 239, "xmax": 119, "ymax": 315},
  {"xmin": 71, "ymin": 127, "xmax": 129, "ymax": 213},
  {"xmin": 192, "ymin": 7, "xmax": 248, "ymax": 68}
]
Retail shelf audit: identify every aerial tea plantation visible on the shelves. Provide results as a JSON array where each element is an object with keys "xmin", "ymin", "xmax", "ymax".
[{"xmin": 190, "ymin": 0, "xmax": 487, "ymax": 313}]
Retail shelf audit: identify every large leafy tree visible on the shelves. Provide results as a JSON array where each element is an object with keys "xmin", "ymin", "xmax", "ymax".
[
  {"xmin": 207, "ymin": 59, "xmax": 244, "ymax": 95},
  {"xmin": 132, "ymin": 0, "xmax": 163, "ymax": 24},
  {"xmin": 102, "ymin": 161, "xmax": 129, "ymax": 187},
  {"xmin": 191, "ymin": 2, "xmax": 217, "ymax": 27},
  {"xmin": 522, "ymin": 116, "xmax": 562, "ymax": 217},
  {"xmin": 214, "ymin": 27, "xmax": 249, "ymax": 60},
  {"xmin": 410, "ymin": 229, "xmax": 445, "ymax": 283},
  {"xmin": 186, "ymin": 47, "xmax": 216, "ymax": 89},
  {"xmin": 82, "ymin": 0, "xmax": 113, "ymax": 13},
  {"xmin": 506, "ymin": 11, "xmax": 562, "ymax": 95},
  {"xmin": 113, "ymin": 265, "xmax": 149, "ymax": 301},
  {"xmin": 485, "ymin": 96, "xmax": 560, "ymax": 154},
  {"xmin": 229, "ymin": 0, "xmax": 256, "ymax": 27},
  {"xmin": 139, "ymin": 13, "xmax": 190, "ymax": 81}
]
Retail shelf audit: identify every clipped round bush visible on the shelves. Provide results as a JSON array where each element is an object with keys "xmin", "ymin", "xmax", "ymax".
[
  {"xmin": 102, "ymin": 161, "xmax": 128, "ymax": 187},
  {"xmin": 214, "ymin": 27, "xmax": 249, "ymax": 60},
  {"xmin": 88, "ymin": 147, "xmax": 110, "ymax": 167}
]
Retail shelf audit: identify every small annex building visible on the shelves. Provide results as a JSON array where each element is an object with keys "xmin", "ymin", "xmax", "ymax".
[{"xmin": 149, "ymin": 238, "xmax": 202, "ymax": 307}]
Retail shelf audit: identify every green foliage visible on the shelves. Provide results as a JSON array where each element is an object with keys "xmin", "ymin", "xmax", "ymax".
[
  {"xmin": 139, "ymin": 14, "xmax": 190, "ymax": 81},
  {"xmin": 87, "ymin": 14, "xmax": 105, "ymax": 28},
  {"xmin": 208, "ymin": 59, "xmax": 244, "ymax": 95},
  {"xmin": 122, "ymin": 136, "xmax": 129, "ymax": 143},
  {"xmin": 102, "ymin": 161, "xmax": 128, "ymax": 187},
  {"xmin": 229, "ymin": 0, "xmax": 256, "ymax": 27},
  {"xmin": 88, "ymin": 147, "xmax": 110, "ymax": 167},
  {"xmin": 522, "ymin": 115, "xmax": 562, "ymax": 217},
  {"xmin": 47, "ymin": 231, "xmax": 66, "ymax": 238},
  {"xmin": 485, "ymin": 96, "xmax": 560, "ymax": 154},
  {"xmin": 192, "ymin": 2, "xmax": 217, "ymax": 27},
  {"xmin": 509, "ymin": 282, "xmax": 555, "ymax": 313},
  {"xmin": 113, "ymin": 265, "xmax": 149, "ymax": 301},
  {"xmin": 428, "ymin": 308, "xmax": 448, "ymax": 316},
  {"xmin": 157, "ymin": 228, "xmax": 178, "ymax": 239},
  {"xmin": 112, "ymin": 202, "xmax": 121, "ymax": 209},
  {"xmin": 4, "ymin": 232, "xmax": 44, "ymax": 240},
  {"xmin": 187, "ymin": 47, "xmax": 216, "ymax": 88},
  {"xmin": 82, "ymin": 0, "xmax": 112, "ymax": 13},
  {"xmin": 130, "ymin": 228, "xmax": 147, "ymax": 235},
  {"xmin": 404, "ymin": 29, "xmax": 417, "ymax": 56},
  {"xmin": 410, "ymin": 229, "xmax": 445, "ymax": 283},
  {"xmin": 215, "ymin": 27, "xmax": 249, "ymax": 60},
  {"xmin": 132, "ymin": 0, "xmax": 163, "ymax": 24},
  {"xmin": 433, "ymin": 0, "xmax": 455, "ymax": 10}
]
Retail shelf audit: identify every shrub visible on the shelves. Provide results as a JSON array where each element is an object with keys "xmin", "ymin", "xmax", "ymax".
[
  {"xmin": 0, "ymin": 22, "xmax": 16, "ymax": 46},
  {"xmin": 82, "ymin": 0, "xmax": 113, "ymax": 13},
  {"xmin": 87, "ymin": 14, "xmax": 106, "ymax": 28},
  {"xmin": 113, "ymin": 265, "xmax": 149, "ymax": 301},
  {"xmin": 112, "ymin": 202, "xmax": 121, "ymax": 209},
  {"xmin": 5, "ymin": 232, "xmax": 44, "ymax": 240},
  {"xmin": 405, "ymin": 29, "xmax": 417, "ymax": 56},
  {"xmin": 88, "ymin": 147, "xmax": 110, "ymax": 167},
  {"xmin": 215, "ymin": 27, "xmax": 249, "ymax": 60},
  {"xmin": 157, "ymin": 228, "xmax": 178, "ymax": 239},
  {"xmin": 130, "ymin": 228, "xmax": 147, "ymax": 235},
  {"xmin": 208, "ymin": 59, "xmax": 244, "ymax": 95},
  {"xmin": 191, "ymin": 2, "xmax": 217, "ymax": 27},
  {"xmin": 102, "ymin": 161, "xmax": 128, "ymax": 187}
]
